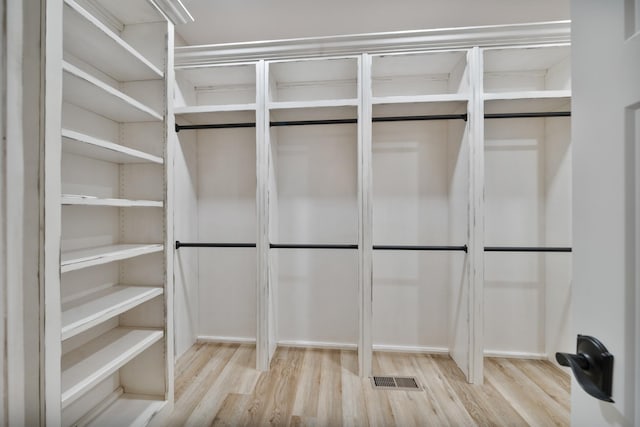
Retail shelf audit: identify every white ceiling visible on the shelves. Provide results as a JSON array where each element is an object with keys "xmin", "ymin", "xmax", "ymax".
[{"xmin": 176, "ymin": 0, "xmax": 570, "ymax": 46}]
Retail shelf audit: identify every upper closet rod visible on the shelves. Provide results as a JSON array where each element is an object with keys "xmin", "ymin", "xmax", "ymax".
[
  {"xmin": 485, "ymin": 246, "xmax": 572, "ymax": 252},
  {"xmin": 174, "ymin": 113, "xmax": 468, "ymax": 132},
  {"xmin": 484, "ymin": 111, "xmax": 570, "ymax": 119},
  {"xmin": 270, "ymin": 243, "xmax": 358, "ymax": 250}
]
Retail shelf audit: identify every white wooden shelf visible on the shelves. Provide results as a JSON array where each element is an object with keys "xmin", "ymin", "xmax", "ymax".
[
  {"xmin": 84, "ymin": 392, "xmax": 166, "ymax": 427},
  {"xmin": 175, "ymin": 104, "xmax": 257, "ymax": 125},
  {"xmin": 484, "ymin": 96, "xmax": 571, "ymax": 115},
  {"xmin": 61, "ymin": 286, "xmax": 164, "ymax": 340},
  {"xmin": 268, "ymin": 99, "xmax": 358, "ymax": 110},
  {"xmin": 61, "ymin": 244, "xmax": 163, "ymax": 273},
  {"xmin": 175, "ymin": 104, "xmax": 256, "ymax": 114},
  {"xmin": 63, "ymin": 0, "xmax": 163, "ymax": 82},
  {"xmin": 373, "ymin": 100, "xmax": 468, "ymax": 118},
  {"xmin": 372, "ymin": 93, "xmax": 469, "ymax": 105},
  {"xmin": 62, "ymin": 129, "xmax": 163, "ymax": 164},
  {"xmin": 63, "ymin": 61, "xmax": 162, "ymax": 123},
  {"xmin": 483, "ymin": 90, "xmax": 571, "ymax": 101},
  {"xmin": 62, "ymin": 195, "xmax": 163, "ymax": 207},
  {"xmin": 61, "ymin": 327, "xmax": 163, "ymax": 408}
]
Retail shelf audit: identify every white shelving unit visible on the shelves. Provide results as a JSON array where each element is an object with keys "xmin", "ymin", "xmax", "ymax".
[
  {"xmin": 267, "ymin": 57, "xmax": 360, "ymax": 361},
  {"xmin": 173, "ymin": 62, "xmax": 260, "ymax": 362},
  {"xmin": 44, "ymin": 0, "xmax": 176, "ymax": 425},
  {"xmin": 482, "ymin": 44, "xmax": 572, "ymax": 363},
  {"xmin": 171, "ymin": 22, "xmax": 572, "ymax": 386},
  {"xmin": 369, "ymin": 49, "xmax": 473, "ymax": 375}
]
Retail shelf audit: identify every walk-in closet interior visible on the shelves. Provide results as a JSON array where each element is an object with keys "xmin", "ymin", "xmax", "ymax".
[
  {"xmin": 37, "ymin": 0, "xmax": 574, "ymax": 423},
  {"xmin": 171, "ymin": 24, "xmax": 573, "ymax": 385}
]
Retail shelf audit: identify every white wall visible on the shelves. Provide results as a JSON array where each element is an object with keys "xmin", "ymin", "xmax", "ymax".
[
  {"xmin": 174, "ymin": 128, "xmax": 199, "ymax": 357},
  {"xmin": 274, "ymin": 124, "xmax": 359, "ymax": 346},
  {"xmin": 372, "ymin": 121, "xmax": 456, "ymax": 351},
  {"xmin": 177, "ymin": 0, "xmax": 569, "ymax": 45},
  {"xmin": 484, "ymin": 116, "xmax": 572, "ymax": 358},
  {"xmin": 196, "ymin": 127, "xmax": 257, "ymax": 342}
]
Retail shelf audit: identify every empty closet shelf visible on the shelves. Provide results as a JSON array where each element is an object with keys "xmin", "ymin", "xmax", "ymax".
[
  {"xmin": 61, "ymin": 327, "xmax": 164, "ymax": 409},
  {"xmin": 62, "ymin": 129, "xmax": 163, "ymax": 164},
  {"xmin": 61, "ymin": 244, "xmax": 163, "ymax": 273},
  {"xmin": 61, "ymin": 286, "xmax": 164, "ymax": 340},
  {"xmin": 63, "ymin": 61, "xmax": 162, "ymax": 123},
  {"xmin": 63, "ymin": 0, "xmax": 163, "ymax": 82},
  {"xmin": 81, "ymin": 390, "xmax": 167, "ymax": 427},
  {"xmin": 62, "ymin": 195, "xmax": 163, "ymax": 207}
]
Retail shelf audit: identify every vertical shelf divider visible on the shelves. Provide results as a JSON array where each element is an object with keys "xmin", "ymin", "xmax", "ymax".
[
  {"xmin": 358, "ymin": 53, "xmax": 373, "ymax": 378},
  {"xmin": 468, "ymin": 46, "xmax": 485, "ymax": 384},
  {"xmin": 256, "ymin": 59, "xmax": 272, "ymax": 371},
  {"xmin": 163, "ymin": 19, "xmax": 176, "ymax": 409}
]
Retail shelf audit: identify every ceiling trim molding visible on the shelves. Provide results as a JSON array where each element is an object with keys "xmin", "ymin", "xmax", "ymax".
[
  {"xmin": 175, "ymin": 20, "xmax": 570, "ymax": 67},
  {"xmin": 151, "ymin": 0, "xmax": 194, "ymax": 25}
]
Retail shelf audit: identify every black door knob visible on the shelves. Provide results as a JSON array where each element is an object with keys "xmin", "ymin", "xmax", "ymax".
[{"xmin": 556, "ymin": 335, "xmax": 614, "ymax": 403}]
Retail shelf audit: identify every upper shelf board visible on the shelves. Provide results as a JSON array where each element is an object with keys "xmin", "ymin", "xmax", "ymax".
[
  {"xmin": 87, "ymin": 0, "xmax": 166, "ymax": 26},
  {"xmin": 62, "ymin": 129, "xmax": 164, "ymax": 164},
  {"xmin": 63, "ymin": 61, "xmax": 162, "ymax": 123},
  {"xmin": 61, "ymin": 244, "xmax": 164, "ymax": 273},
  {"xmin": 63, "ymin": 0, "xmax": 163, "ymax": 82},
  {"xmin": 61, "ymin": 285, "xmax": 163, "ymax": 341},
  {"xmin": 61, "ymin": 195, "xmax": 163, "ymax": 207}
]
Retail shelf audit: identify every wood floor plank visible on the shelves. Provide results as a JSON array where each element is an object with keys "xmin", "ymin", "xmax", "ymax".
[
  {"xmin": 159, "ymin": 344, "xmax": 238, "ymax": 426},
  {"xmin": 440, "ymin": 355, "xmax": 529, "ymax": 426},
  {"xmin": 159, "ymin": 344, "xmax": 570, "ymax": 427},
  {"xmin": 484, "ymin": 358, "xmax": 568, "ymax": 426},
  {"xmin": 183, "ymin": 345, "xmax": 258, "ymax": 427},
  {"xmin": 509, "ymin": 359, "xmax": 571, "ymax": 411}
]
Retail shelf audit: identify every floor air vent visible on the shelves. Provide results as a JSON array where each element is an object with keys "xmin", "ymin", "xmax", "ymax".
[{"xmin": 371, "ymin": 376, "xmax": 422, "ymax": 391}]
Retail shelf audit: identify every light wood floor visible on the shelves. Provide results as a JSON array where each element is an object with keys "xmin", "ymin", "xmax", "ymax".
[{"xmin": 156, "ymin": 343, "xmax": 570, "ymax": 426}]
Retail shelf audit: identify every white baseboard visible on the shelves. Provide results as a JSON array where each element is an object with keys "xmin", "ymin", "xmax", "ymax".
[
  {"xmin": 196, "ymin": 335, "xmax": 256, "ymax": 345},
  {"xmin": 277, "ymin": 340, "xmax": 357, "ymax": 351},
  {"xmin": 195, "ymin": 337, "xmax": 548, "ymax": 361},
  {"xmin": 483, "ymin": 350, "xmax": 548, "ymax": 360},
  {"xmin": 372, "ymin": 344, "xmax": 449, "ymax": 354}
]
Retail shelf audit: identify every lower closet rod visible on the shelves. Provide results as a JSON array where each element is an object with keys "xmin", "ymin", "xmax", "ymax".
[
  {"xmin": 484, "ymin": 246, "xmax": 572, "ymax": 252},
  {"xmin": 374, "ymin": 245, "xmax": 467, "ymax": 252}
]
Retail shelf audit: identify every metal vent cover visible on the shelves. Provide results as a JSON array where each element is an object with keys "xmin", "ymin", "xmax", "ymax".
[{"xmin": 371, "ymin": 376, "xmax": 422, "ymax": 391}]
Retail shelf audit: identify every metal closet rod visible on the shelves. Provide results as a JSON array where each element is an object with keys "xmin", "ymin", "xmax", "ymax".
[
  {"xmin": 174, "ymin": 111, "xmax": 570, "ymax": 132},
  {"xmin": 374, "ymin": 245, "xmax": 468, "ymax": 252},
  {"xmin": 174, "ymin": 113, "xmax": 468, "ymax": 132},
  {"xmin": 484, "ymin": 246, "xmax": 572, "ymax": 252},
  {"xmin": 175, "ymin": 241, "xmax": 468, "ymax": 251},
  {"xmin": 270, "ymin": 243, "xmax": 358, "ymax": 250},
  {"xmin": 175, "ymin": 241, "xmax": 256, "ymax": 249},
  {"xmin": 484, "ymin": 111, "xmax": 571, "ymax": 119}
]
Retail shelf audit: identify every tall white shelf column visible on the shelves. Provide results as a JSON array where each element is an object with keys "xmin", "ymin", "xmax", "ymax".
[{"xmin": 42, "ymin": 0, "xmax": 190, "ymax": 425}]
